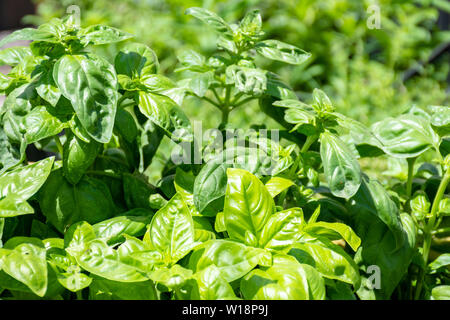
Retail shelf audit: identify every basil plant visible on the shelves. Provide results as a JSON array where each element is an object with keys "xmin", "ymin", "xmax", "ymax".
[{"xmin": 0, "ymin": 8, "xmax": 448, "ymax": 301}]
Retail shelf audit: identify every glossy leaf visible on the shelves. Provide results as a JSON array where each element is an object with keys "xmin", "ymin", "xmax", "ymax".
[
  {"xmin": 290, "ymin": 236, "xmax": 360, "ymax": 288},
  {"xmin": 144, "ymin": 193, "xmax": 195, "ymax": 265},
  {"xmin": 1, "ymin": 243, "xmax": 48, "ymax": 297},
  {"xmin": 320, "ymin": 132, "xmax": 362, "ymax": 198},
  {"xmin": 63, "ymin": 132, "xmax": 102, "ymax": 185},
  {"xmin": 223, "ymin": 168, "xmax": 275, "ymax": 246},
  {"xmin": 39, "ymin": 169, "xmax": 116, "ymax": 232},
  {"xmin": 138, "ymin": 91, "xmax": 192, "ymax": 142},
  {"xmin": 53, "ymin": 54, "xmax": 118, "ymax": 143},
  {"xmin": 241, "ymin": 255, "xmax": 325, "ymax": 300},
  {"xmin": 185, "ymin": 7, "xmax": 233, "ymax": 37},
  {"xmin": 256, "ymin": 40, "xmax": 311, "ymax": 65},
  {"xmin": 372, "ymin": 114, "xmax": 440, "ymax": 158},
  {"xmin": 188, "ymin": 239, "xmax": 271, "ymax": 282},
  {"xmin": 71, "ymin": 239, "xmax": 148, "ymax": 282}
]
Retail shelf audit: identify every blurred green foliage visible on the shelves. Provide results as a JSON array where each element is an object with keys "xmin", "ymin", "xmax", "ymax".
[{"xmin": 25, "ymin": 0, "xmax": 449, "ymax": 125}]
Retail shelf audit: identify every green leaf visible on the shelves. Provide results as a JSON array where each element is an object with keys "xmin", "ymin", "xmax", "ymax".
[
  {"xmin": 0, "ymin": 157, "xmax": 54, "ymax": 202},
  {"xmin": 115, "ymin": 42, "xmax": 159, "ymax": 78},
  {"xmin": 138, "ymin": 91, "xmax": 193, "ymax": 142},
  {"xmin": 71, "ymin": 239, "xmax": 149, "ymax": 282},
  {"xmin": 429, "ymin": 106, "xmax": 450, "ymax": 136},
  {"xmin": 264, "ymin": 177, "xmax": 294, "ymax": 198},
  {"xmin": 189, "ymin": 239, "xmax": 270, "ymax": 282},
  {"xmin": 214, "ymin": 212, "xmax": 226, "ymax": 233},
  {"xmin": 241, "ymin": 254, "xmax": 325, "ymax": 300},
  {"xmin": 89, "ymin": 276, "xmax": 157, "ymax": 300},
  {"xmin": 240, "ymin": 10, "xmax": 263, "ymax": 39},
  {"xmin": 123, "ymin": 173, "xmax": 156, "ymax": 210},
  {"xmin": 349, "ymin": 176, "xmax": 405, "ymax": 249},
  {"xmin": 371, "ymin": 114, "xmax": 440, "ymax": 158},
  {"xmin": 185, "ymin": 7, "xmax": 233, "ymax": 37},
  {"xmin": 23, "ymin": 107, "xmax": 67, "ymax": 144},
  {"xmin": 115, "ymin": 108, "xmax": 138, "ymax": 143},
  {"xmin": 176, "ymin": 50, "xmax": 207, "ymax": 72},
  {"xmin": 223, "ymin": 168, "xmax": 275, "ymax": 246},
  {"xmin": 148, "ymin": 264, "xmax": 193, "ymax": 289},
  {"xmin": 226, "ymin": 66, "xmax": 267, "ymax": 96},
  {"xmin": 1, "ymin": 243, "xmax": 48, "ymax": 297},
  {"xmin": 93, "ymin": 214, "xmax": 152, "ymax": 245},
  {"xmin": 256, "ymin": 40, "xmax": 311, "ymax": 65},
  {"xmin": 34, "ymin": 65, "xmax": 61, "ymax": 107},
  {"xmin": 0, "ymin": 28, "xmax": 55, "ymax": 48},
  {"xmin": 193, "ymin": 147, "xmax": 276, "ymax": 215},
  {"xmin": 352, "ymin": 213, "xmax": 416, "ymax": 299},
  {"xmin": 0, "ymin": 196, "xmax": 34, "ymax": 218},
  {"xmin": 290, "ymin": 235, "xmax": 360, "ymax": 288},
  {"xmin": 312, "ymin": 89, "xmax": 334, "ymax": 112},
  {"xmin": 304, "ymin": 222, "xmax": 361, "ymax": 251},
  {"xmin": 431, "ymin": 285, "xmax": 450, "ymax": 300},
  {"xmin": 53, "ymin": 54, "xmax": 118, "ymax": 143},
  {"xmin": 259, "ymin": 208, "xmax": 304, "ymax": 251},
  {"xmin": 192, "ymin": 265, "xmax": 236, "ymax": 300},
  {"xmin": 81, "ymin": 25, "xmax": 133, "ymax": 46},
  {"xmin": 0, "ymin": 126, "xmax": 26, "ymax": 173},
  {"xmin": 320, "ymin": 132, "xmax": 362, "ymax": 198},
  {"xmin": 187, "ymin": 71, "xmax": 213, "ymax": 97},
  {"xmin": 39, "ymin": 169, "xmax": 116, "ymax": 233},
  {"xmin": 0, "ymin": 47, "xmax": 32, "ymax": 66},
  {"xmin": 55, "ymin": 271, "xmax": 92, "ymax": 293},
  {"xmin": 144, "ymin": 194, "xmax": 195, "ymax": 265},
  {"xmin": 64, "ymin": 221, "xmax": 97, "ymax": 256},
  {"xmin": 429, "ymin": 254, "xmax": 450, "ymax": 272},
  {"xmin": 63, "ymin": 132, "xmax": 102, "ymax": 185}
]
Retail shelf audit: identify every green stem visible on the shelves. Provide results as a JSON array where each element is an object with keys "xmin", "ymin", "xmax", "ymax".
[
  {"xmin": 54, "ymin": 135, "xmax": 64, "ymax": 159},
  {"xmin": 415, "ymin": 167, "xmax": 450, "ymax": 299},
  {"xmin": 230, "ymin": 92, "xmax": 244, "ymax": 106},
  {"xmin": 428, "ymin": 168, "xmax": 450, "ymax": 230},
  {"xmin": 234, "ymin": 97, "xmax": 254, "ymax": 107},
  {"xmin": 202, "ymin": 96, "xmax": 222, "ymax": 109},
  {"xmin": 406, "ymin": 157, "xmax": 417, "ymax": 200},
  {"xmin": 76, "ymin": 290, "xmax": 83, "ymax": 300},
  {"xmin": 211, "ymin": 87, "xmax": 222, "ymax": 103},
  {"xmin": 301, "ymin": 135, "xmax": 317, "ymax": 153},
  {"xmin": 221, "ymin": 107, "xmax": 230, "ymax": 126}
]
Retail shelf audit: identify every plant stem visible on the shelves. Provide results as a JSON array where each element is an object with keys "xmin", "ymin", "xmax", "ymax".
[
  {"xmin": 203, "ymin": 96, "xmax": 222, "ymax": 109},
  {"xmin": 221, "ymin": 107, "xmax": 230, "ymax": 125},
  {"xmin": 211, "ymin": 87, "xmax": 222, "ymax": 103},
  {"xmin": 414, "ymin": 167, "xmax": 450, "ymax": 299},
  {"xmin": 76, "ymin": 290, "xmax": 83, "ymax": 300},
  {"xmin": 234, "ymin": 96, "xmax": 254, "ymax": 107},
  {"xmin": 54, "ymin": 135, "xmax": 64, "ymax": 159},
  {"xmin": 301, "ymin": 135, "xmax": 317, "ymax": 153},
  {"xmin": 406, "ymin": 157, "xmax": 417, "ymax": 200}
]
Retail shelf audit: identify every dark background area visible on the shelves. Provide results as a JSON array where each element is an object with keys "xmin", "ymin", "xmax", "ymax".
[{"xmin": 0, "ymin": 0, "xmax": 35, "ymax": 30}]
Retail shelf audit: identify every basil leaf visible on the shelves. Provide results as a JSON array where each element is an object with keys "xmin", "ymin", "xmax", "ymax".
[
  {"xmin": 185, "ymin": 7, "xmax": 233, "ymax": 37},
  {"xmin": 188, "ymin": 239, "xmax": 271, "ymax": 282},
  {"xmin": 144, "ymin": 194, "xmax": 195, "ymax": 265},
  {"xmin": 63, "ymin": 132, "xmax": 102, "ymax": 185},
  {"xmin": 256, "ymin": 40, "xmax": 311, "ymax": 65},
  {"xmin": 81, "ymin": 25, "xmax": 133, "ymax": 46},
  {"xmin": 223, "ymin": 168, "xmax": 275, "ymax": 247},
  {"xmin": 320, "ymin": 132, "xmax": 362, "ymax": 198},
  {"xmin": 53, "ymin": 54, "xmax": 118, "ymax": 143}
]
